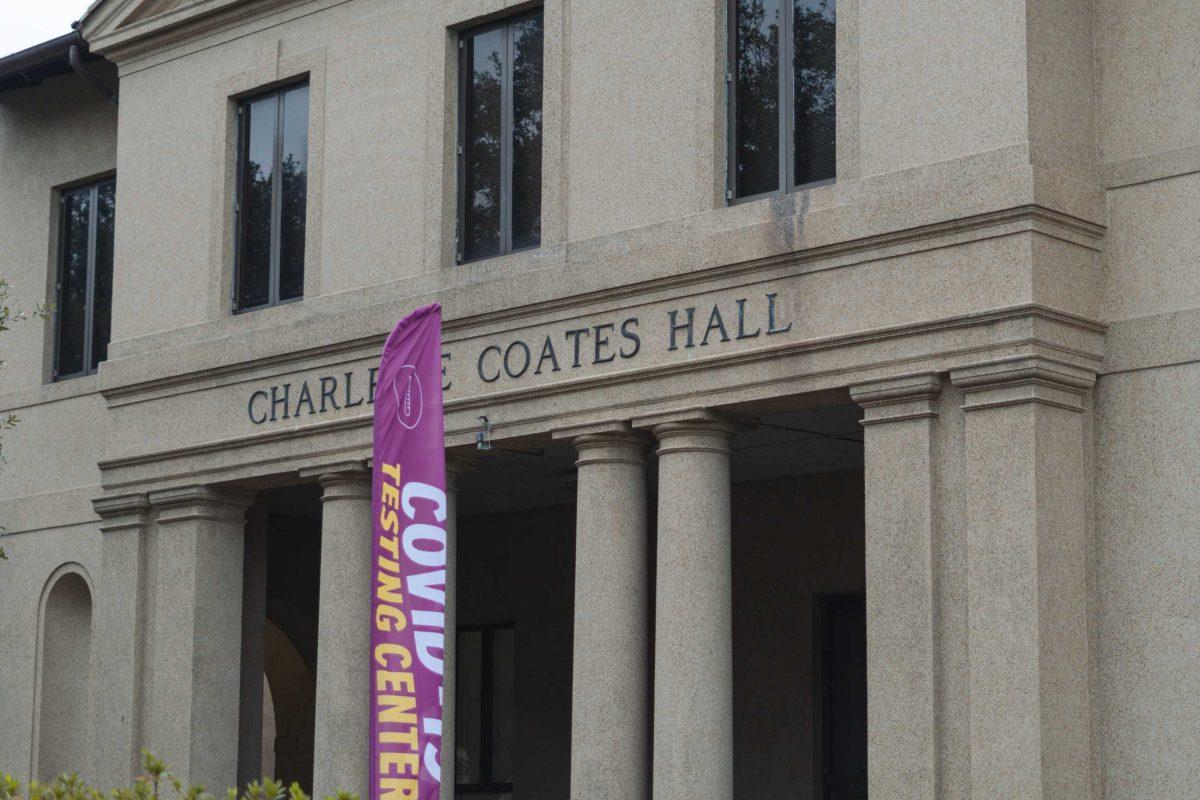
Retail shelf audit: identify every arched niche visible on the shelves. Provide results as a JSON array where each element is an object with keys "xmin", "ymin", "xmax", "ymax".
[{"xmin": 34, "ymin": 566, "xmax": 95, "ymax": 781}]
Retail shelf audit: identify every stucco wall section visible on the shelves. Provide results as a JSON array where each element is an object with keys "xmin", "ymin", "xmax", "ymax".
[
  {"xmin": 856, "ymin": 0, "xmax": 1028, "ymax": 177},
  {"xmin": 1095, "ymin": 0, "xmax": 1200, "ymax": 165},
  {"xmin": 1093, "ymin": 363, "xmax": 1200, "ymax": 800}
]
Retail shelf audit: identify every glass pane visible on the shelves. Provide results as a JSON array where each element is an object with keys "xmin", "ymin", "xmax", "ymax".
[
  {"xmin": 734, "ymin": 0, "xmax": 781, "ymax": 198},
  {"xmin": 455, "ymin": 630, "xmax": 484, "ymax": 786},
  {"xmin": 793, "ymin": 0, "xmax": 836, "ymax": 185},
  {"xmin": 237, "ymin": 93, "xmax": 276, "ymax": 310},
  {"xmin": 56, "ymin": 187, "xmax": 90, "ymax": 376},
  {"xmin": 463, "ymin": 26, "xmax": 504, "ymax": 261},
  {"xmin": 90, "ymin": 179, "xmax": 115, "ymax": 368},
  {"xmin": 279, "ymin": 84, "xmax": 308, "ymax": 301},
  {"xmin": 490, "ymin": 628, "xmax": 515, "ymax": 783},
  {"xmin": 510, "ymin": 14, "xmax": 543, "ymax": 251}
]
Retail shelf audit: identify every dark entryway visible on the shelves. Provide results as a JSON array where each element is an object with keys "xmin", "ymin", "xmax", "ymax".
[{"xmin": 815, "ymin": 593, "xmax": 867, "ymax": 800}]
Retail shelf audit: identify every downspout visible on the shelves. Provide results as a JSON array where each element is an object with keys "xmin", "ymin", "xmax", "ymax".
[{"xmin": 67, "ymin": 34, "xmax": 117, "ymax": 107}]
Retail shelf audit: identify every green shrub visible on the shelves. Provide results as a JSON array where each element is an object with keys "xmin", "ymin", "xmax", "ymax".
[{"xmin": 0, "ymin": 752, "xmax": 356, "ymax": 800}]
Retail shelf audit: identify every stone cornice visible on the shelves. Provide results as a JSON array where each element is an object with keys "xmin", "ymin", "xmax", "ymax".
[
  {"xmin": 93, "ymin": 492, "xmax": 152, "ymax": 532},
  {"xmin": 951, "ymin": 356, "xmax": 1096, "ymax": 413},
  {"xmin": 82, "ymin": 0, "xmax": 343, "ymax": 64},
  {"xmin": 850, "ymin": 373, "xmax": 943, "ymax": 425},
  {"xmin": 92, "ymin": 302, "xmax": 1107, "ymax": 490},
  {"xmin": 90, "ymin": 301, "xmax": 1104, "ymax": 416},
  {"xmin": 91, "ymin": 200, "xmax": 1104, "ymax": 409},
  {"xmin": 149, "ymin": 484, "xmax": 254, "ymax": 523}
]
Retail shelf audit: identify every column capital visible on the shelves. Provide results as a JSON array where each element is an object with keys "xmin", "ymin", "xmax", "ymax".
[
  {"xmin": 148, "ymin": 485, "xmax": 255, "ymax": 524},
  {"xmin": 553, "ymin": 421, "xmax": 650, "ymax": 466},
  {"xmin": 300, "ymin": 461, "xmax": 371, "ymax": 499},
  {"xmin": 950, "ymin": 356, "xmax": 1096, "ymax": 413},
  {"xmin": 633, "ymin": 409, "xmax": 739, "ymax": 456},
  {"xmin": 93, "ymin": 493, "xmax": 151, "ymax": 533},
  {"xmin": 850, "ymin": 373, "xmax": 943, "ymax": 426}
]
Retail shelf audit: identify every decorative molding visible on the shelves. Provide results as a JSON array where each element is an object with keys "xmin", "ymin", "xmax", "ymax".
[
  {"xmin": 850, "ymin": 373, "xmax": 943, "ymax": 426},
  {"xmin": 554, "ymin": 422, "xmax": 650, "ymax": 467},
  {"xmin": 149, "ymin": 484, "xmax": 255, "ymax": 523},
  {"xmin": 299, "ymin": 460, "xmax": 371, "ymax": 499},
  {"xmin": 92, "ymin": 200, "xmax": 1106, "ymax": 409},
  {"xmin": 1104, "ymin": 144, "xmax": 1200, "ymax": 191},
  {"xmin": 94, "ymin": 302, "xmax": 1108, "ymax": 489},
  {"xmin": 92, "ymin": 493, "xmax": 152, "ymax": 533},
  {"xmin": 951, "ymin": 356, "xmax": 1096, "ymax": 413},
  {"xmin": 634, "ymin": 409, "xmax": 740, "ymax": 456}
]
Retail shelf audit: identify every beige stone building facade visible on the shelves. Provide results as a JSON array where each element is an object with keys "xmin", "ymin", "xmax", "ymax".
[{"xmin": 1, "ymin": 1, "xmax": 1197, "ymax": 799}]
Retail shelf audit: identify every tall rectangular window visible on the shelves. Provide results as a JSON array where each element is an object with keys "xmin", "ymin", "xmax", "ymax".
[
  {"xmin": 234, "ymin": 81, "xmax": 309, "ymax": 311},
  {"xmin": 457, "ymin": 9, "xmax": 544, "ymax": 263},
  {"xmin": 729, "ymin": 0, "xmax": 835, "ymax": 200},
  {"xmin": 54, "ymin": 177, "xmax": 115, "ymax": 380},
  {"xmin": 455, "ymin": 624, "xmax": 515, "ymax": 798}
]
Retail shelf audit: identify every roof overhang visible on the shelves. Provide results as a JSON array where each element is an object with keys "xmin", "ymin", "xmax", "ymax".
[{"xmin": 0, "ymin": 32, "xmax": 107, "ymax": 93}]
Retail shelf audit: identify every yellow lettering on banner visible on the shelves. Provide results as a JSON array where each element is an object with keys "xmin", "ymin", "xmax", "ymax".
[
  {"xmin": 378, "ymin": 556, "xmax": 401, "ymax": 574},
  {"xmin": 380, "ymin": 727, "xmax": 419, "ymax": 750},
  {"xmin": 379, "ymin": 533, "xmax": 401, "ymax": 560},
  {"xmin": 376, "ymin": 603, "xmax": 408, "ymax": 632},
  {"xmin": 381, "ymin": 463, "xmax": 401, "ymax": 484},
  {"xmin": 379, "ymin": 752, "xmax": 420, "ymax": 777},
  {"xmin": 374, "ymin": 643, "xmax": 412, "ymax": 669},
  {"xmin": 382, "ymin": 483, "xmax": 400, "ymax": 509},
  {"xmin": 378, "ymin": 694, "xmax": 417, "ymax": 725},
  {"xmin": 380, "ymin": 507, "xmax": 399, "ymax": 534},
  {"xmin": 377, "ymin": 571, "xmax": 405, "ymax": 604},
  {"xmin": 380, "ymin": 778, "xmax": 418, "ymax": 800},
  {"xmin": 375, "ymin": 670, "xmax": 415, "ymax": 693}
]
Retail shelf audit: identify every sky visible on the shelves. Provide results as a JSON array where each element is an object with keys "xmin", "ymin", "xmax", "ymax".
[{"xmin": 0, "ymin": 0, "xmax": 94, "ymax": 58}]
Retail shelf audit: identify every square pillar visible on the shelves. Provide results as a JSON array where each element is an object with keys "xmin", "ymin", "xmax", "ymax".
[
  {"xmin": 850, "ymin": 374, "xmax": 943, "ymax": 800},
  {"xmin": 951, "ymin": 357, "xmax": 1094, "ymax": 800},
  {"xmin": 91, "ymin": 493, "xmax": 152, "ymax": 788},
  {"xmin": 145, "ymin": 485, "xmax": 254, "ymax": 792}
]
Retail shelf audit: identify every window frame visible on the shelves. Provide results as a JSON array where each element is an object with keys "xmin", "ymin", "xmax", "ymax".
[
  {"xmin": 455, "ymin": 622, "xmax": 515, "ymax": 796},
  {"xmin": 52, "ymin": 175, "xmax": 115, "ymax": 381},
  {"xmin": 726, "ymin": 0, "xmax": 837, "ymax": 204},
  {"xmin": 232, "ymin": 80, "xmax": 309, "ymax": 314},
  {"xmin": 455, "ymin": 7, "xmax": 544, "ymax": 265}
]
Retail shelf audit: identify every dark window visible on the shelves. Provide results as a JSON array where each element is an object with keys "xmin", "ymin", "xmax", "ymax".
[
  {"xmin": 234, "ymin": 82, "xmax": 309, "ymax": 311},
  {"xmin": 730, "ymin": 0, "xmax": 835, "ymax": 200},
  {"xmin": 455, "ymin": 624, "xmax": 514, "ymax": 798},
  {"xmin": 54, "ymin": 177, "xmax": 115, "ymax": 380},
  {"xmin": 458, "ymin": 10, "xmax": 544, "ymax": 263}
]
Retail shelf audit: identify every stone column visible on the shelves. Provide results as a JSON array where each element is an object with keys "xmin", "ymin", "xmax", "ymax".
[
  {"xmin": 553, "ymin": 423, "xmax": 651, "ymax": 800},
  {"xmin": 145, "ymin": 485, "xmax": 254, "ymax": 792},
  {"xmin": 637, "ymin": 410, "xmax": 736, "ymax": 800},
  {"xmin": 304, "ymin": 462, "xmax": 373, "ymax": 800},
  {"xmin": 951, "ymin": 357, "xmax": 1094, "ymax": 800},
  {"xmin": 91, "ymin": 493, "xmax": 151, "ymax": 787},
  {"xmin": 850, "ymin": 374, "xmax": 942, "ymax": 800},
  {"xmin": 439, "ymin": 456, "xmax": 466, "ymax": 800}
]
